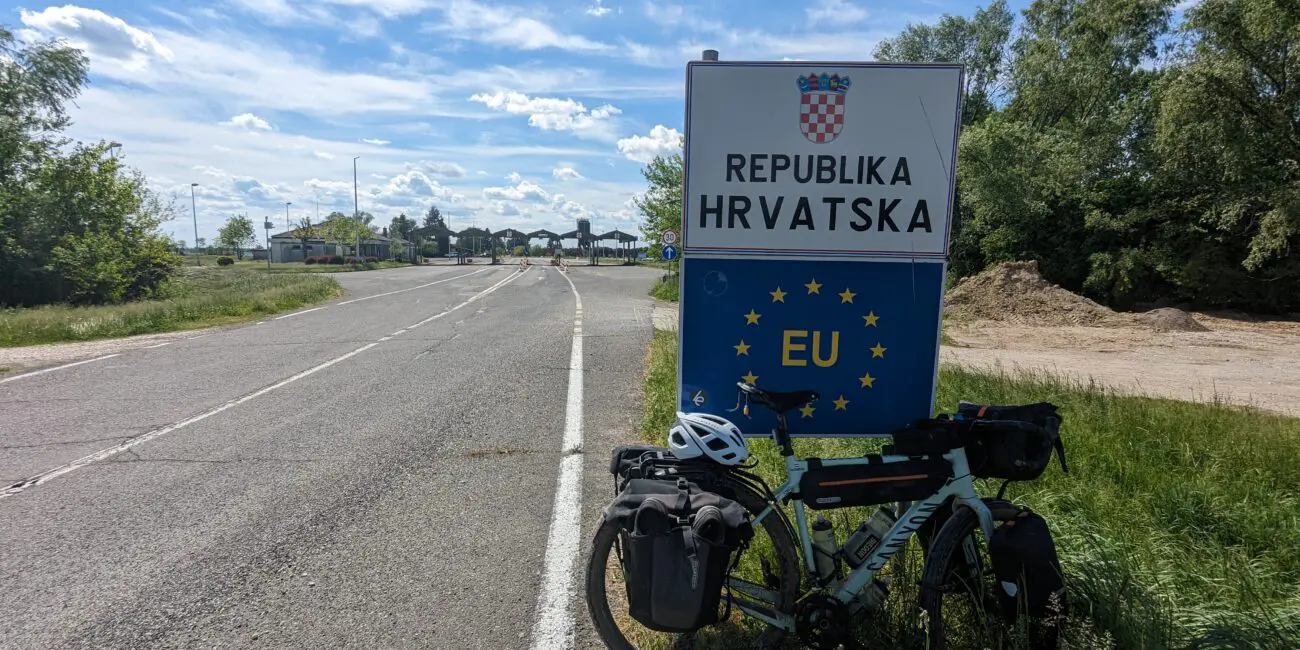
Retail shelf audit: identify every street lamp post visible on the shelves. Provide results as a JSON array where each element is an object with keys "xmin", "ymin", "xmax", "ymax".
[
  {"xmin": 285, "ymin": 201, "xmax": 292, "ymax": 231},
  {"xmin": 264, "ymin": 218, "xmax": 273, "ymax": 271},
  {"xmin": 353, "ymin": 156, "xmax": 361, "ymax": 260},
  {"xmin": 190, "ymin": 183, "xmax": 200, "ymax": 266}
]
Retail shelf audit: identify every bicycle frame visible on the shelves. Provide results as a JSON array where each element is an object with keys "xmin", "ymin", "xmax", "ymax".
[{"xmin": 727, "ymin": 443, "xmax": 996, "ymax": 632}]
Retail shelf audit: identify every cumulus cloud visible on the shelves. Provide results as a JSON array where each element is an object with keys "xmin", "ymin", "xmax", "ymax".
[
  {"xmin": 616, "ymin": 125, "xmax": 682, "ymax": 163},
  {"xmin": 506, "ymin": 171, "xmax": 523, "ymax": 184},
  {"xmin": 362, "ymin": 138, "xmax": 391, "ymax": 146},
  {"xmin": 314, "ymin": 150, "xmax": 336, "ymax": 159},
  {"xmin": 585, "ymin": 1, "xmax": 612, "ymax": 17},
  {"xmin": 553, "ymin": 166, "xmax": 583, "ymax": 180},
  {"xmin": 483, "ymin": 179, "xmax": 550, "ymax": 202},
  {"xmin": 469, "ymin": 91, "xmax": 622, "ymax": 140},
  {"xmin": 221, "ymin": 113, "xmax": 274, "ymax": 130},
  {"xmin": 19, "ymin": 5, "xmax": 174, "ymax": 71},
  {"xmin": 424, "ymin": 161, "xmax": 467, "ymax": 177},
  {"xmin": 492, "ymin": 201, "xmax": 522, "ymax": 216},
  {"xmin": 381, "ymin": 170, "xmax": 462, "ymax": 202}
]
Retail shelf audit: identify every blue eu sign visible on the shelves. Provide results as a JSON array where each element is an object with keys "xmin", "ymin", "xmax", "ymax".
[
  {"xmin": 677, "ymin": 60, "xmax": 964, "ymax": 437},
  {"xmin": 679, "ymin": 258, "xmax": 945, "ymax": 436}
]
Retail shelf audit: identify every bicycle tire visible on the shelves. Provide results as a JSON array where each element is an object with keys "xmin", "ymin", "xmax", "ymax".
[
  {"xmin": 917, "ymin": 499, "xmax": 1021, "ymax": 650},
  {"xmin": 584, "ymin": 476, "xmax": 801, "ymax": 649}
]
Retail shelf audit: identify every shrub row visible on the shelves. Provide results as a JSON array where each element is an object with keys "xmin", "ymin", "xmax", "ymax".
[
  {"xmin": 303, "ymin": 255, "xmax": 382, "ymax": 265},
  {"xmin": 216, "ymin": 256, "xmax": 235, "ymax": 266}
]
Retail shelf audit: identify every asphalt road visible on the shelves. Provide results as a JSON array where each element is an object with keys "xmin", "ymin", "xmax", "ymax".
[{"xmin": 0, "ymin": 262, "xmax": 663, "ymax": 649}]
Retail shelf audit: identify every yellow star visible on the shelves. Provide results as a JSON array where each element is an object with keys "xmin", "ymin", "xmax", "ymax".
[
  {"xmin": 734, "ymin": 340, "xmax": 750, "ymax": 356},
  {"xmin": 804, "ymin": 278, "xmax": 822, "ymax": 295},
  {"xmin": 833, "ymin": 395, "xmax": 849, "ymax": 411},
  {"xmin": 859, "ymin": 372, "xmax": 875, "ymax": 388},
  {"xmin": 770, "ymin": 286, "xmax": 787, "ymax": 303},
  {"xmin": 871, "ymin": 342, "xmax": 887, "ymax": 358},
  {"xmin": 744, "ymin": 309, "xmax": 761, "ymax": 325},
  {"xmin": 741, "ymin": 370, "xmax": 759, "ymax": 385},
  {"xmin": 799, "ymin": 404, "xmax": 815, "ymax": 418},
  {"xmin": 863, "ymin": 311, "xmax": 880, "ymax": 327},
  {"xmin": 839, "ymin": 288, "xmax": 857, "ymax": 304}
]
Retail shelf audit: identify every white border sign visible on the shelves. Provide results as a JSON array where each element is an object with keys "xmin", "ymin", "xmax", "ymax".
[{"xmin": 682, "ymin": 61, "xmax": 964, "ymax": 258}]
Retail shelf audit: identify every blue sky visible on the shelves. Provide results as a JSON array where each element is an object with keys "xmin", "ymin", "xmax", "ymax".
[{"xmin": 4, "ymin": 0, "xmax": 1039, "ymax": 245}]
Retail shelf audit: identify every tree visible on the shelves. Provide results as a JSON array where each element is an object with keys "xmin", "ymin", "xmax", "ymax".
[
  {"xmin": 390, "ymin": 213, "xmax": 416, "ymax": 241},
  {"xmin": 423, "ymin": 204, "xmax": 445, "ymax": 229},
  {"xmin": 389, "ymin": 238, "xmax": 406, "ymax": 261},
  {"xmin": 321, "ymin": 213, "xmax": 366, "ymax": 257},
  {"xmin": 216, "ymin": 215, "xmax": 256, "ymax": 259},
  {"xmin": 1150, "ymin": 0, "xmax": 1300, "ymax": 311},
  {"xmin": 873, "ymin": 0, "xmax": 1014, "ymax": 125},
  {"xmin": 633, "ymin": 137, "xmax": 685, "ymax": 260}
]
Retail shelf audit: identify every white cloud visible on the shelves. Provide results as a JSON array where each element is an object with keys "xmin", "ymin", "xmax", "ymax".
[
  {"xmin": 806, "ymin": 0, "xmax": 869, "ymax": 27},
  {"xmin": 506, "ymin": 171, "xmax": 523, "ymax": 183},
  {"xmin": 221, "ymin": 113, "xmax": 274, "ymax": 130},
  {"xmin": 469, "ymin": 91, "xmax": 622, "ymax": 141},
  {"xmin": 483, "ymin": 179, "xmax": 550, "ymax": 202},
  {"xmin": 586, "ymin": 1, "xmax": 612, "ymax": 17},
  {"xmin": 553, "ymin": 166, "xmax": 584, "ymax": 180},
  {"xmin": 362, "ymin": 138, "xmax": 392, "ymax": 146},
  {"xmin": 425, "ymin": 0, "xmax": 610, "ymax": 52},
  {"xmin": 423, "ymin": 161, "xmax": 467, "ymax": 177},
  {"xmin": 491, "ymin": 201, "xmax": 522, "ymax": 216},
  {"xmin": 616, "ymin": 125, "xmax": 682, "ymax": 163},
  {"xmin": 314, "ymin": 150, "xmax": 336, "ymax": 160},
  {"xmin": 19, "ymin": 5, "xmax": 174, "ymax": 71}
]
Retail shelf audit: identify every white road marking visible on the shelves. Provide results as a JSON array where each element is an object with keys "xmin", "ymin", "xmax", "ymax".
[
  {"xmin": 143, "ymin": 342, "xmax": 173, "ymax": 349},
  {"xmin": 403, "ymin": 267, "xmax": 527, "ymax": 332},
  {"xmin": 1, "ymin": 270, "xmax": 531, "ymax": 500},
  {"xmin": 274, "ymin": 307, "xmax": 324, "ymax": 320},
  {"xmin": 0, "ymin": 354, "xmax": 121, "ymax": 385},
  {"xmin": 336, "ymin": 268, "xmax": 491, "ymax": 305},
  {"xmin": 531, "ymin": 268, "xmax": 584, "ymax": 650},
  {"xmin": 1, "ymin": 343, "xmax": 378, "ymax": 499}
]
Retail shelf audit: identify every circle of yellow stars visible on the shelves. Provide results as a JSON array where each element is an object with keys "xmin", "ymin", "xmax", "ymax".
[{"xmin": 735, "ymin": 277, "xmax": 888, "ymax": 419}]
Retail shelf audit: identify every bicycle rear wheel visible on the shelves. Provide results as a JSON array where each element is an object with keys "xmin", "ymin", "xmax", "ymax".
[{"xmin": 584, "ymin": 476, "xmax": 800, "ymax": 649}]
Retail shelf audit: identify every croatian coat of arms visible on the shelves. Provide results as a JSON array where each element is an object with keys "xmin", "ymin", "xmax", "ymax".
[{"xmin": 797, "ymin": 72, "xmax": 851, "ymax": 144}]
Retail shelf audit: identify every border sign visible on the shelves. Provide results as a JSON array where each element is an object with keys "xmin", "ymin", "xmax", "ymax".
[{"xmin": 677, "ymin": 60, "xmax": 963, "ymax": 437}]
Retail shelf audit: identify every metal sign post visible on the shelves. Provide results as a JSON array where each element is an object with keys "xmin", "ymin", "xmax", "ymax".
[{"xmin": 676, "ymin": 54, "xmax": 964, "ymax": 438}]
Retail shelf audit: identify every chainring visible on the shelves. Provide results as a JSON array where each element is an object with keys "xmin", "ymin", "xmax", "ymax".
[{"xmin": 794, "ymin": 594, "xmax": 853, "ymax": 649}]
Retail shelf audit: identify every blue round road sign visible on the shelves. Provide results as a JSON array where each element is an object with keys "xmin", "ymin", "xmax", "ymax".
[{"xmin": 662, "ymin": 244, "xmax": 679, "ymax": 261}]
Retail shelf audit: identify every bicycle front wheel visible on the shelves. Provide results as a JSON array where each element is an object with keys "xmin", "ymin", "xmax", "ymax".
[{"xmin": 584, "ymin": 476, "xmax": 800, "ymax": 649}]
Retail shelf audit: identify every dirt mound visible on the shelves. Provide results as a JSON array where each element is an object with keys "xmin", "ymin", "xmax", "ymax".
[
  {"xmin": 1136, "ymin": 307, "xmax": 1210, "ymax": 332},
  {"xmin": 945, "ymin": 261, "xmax": 1129, "ymax": 327}
]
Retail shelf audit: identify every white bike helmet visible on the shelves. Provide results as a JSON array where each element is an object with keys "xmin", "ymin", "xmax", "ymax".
[{"xmin": 668, "ymin": 411, "xmax": 750, "ymax": 465}]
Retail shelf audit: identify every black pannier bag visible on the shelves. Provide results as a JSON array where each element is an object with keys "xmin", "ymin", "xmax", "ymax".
[
  {"xmin": 609, "ymin": 444, "xmax": 674, "ymax": 480},
  {"xmin": 798, "ymin": 455, "xmax": 953, "ymax": 510},
  {"xmin": 958, "ymin": 401, "xmax": 1068, "ymax": 481},
  {"xmin": 988, "ymin": 507, "xmax": 1068, "ymax": 647},
  {"xmin": 603, "ymin": 477, "xmax": 754, "ymax": 633}
]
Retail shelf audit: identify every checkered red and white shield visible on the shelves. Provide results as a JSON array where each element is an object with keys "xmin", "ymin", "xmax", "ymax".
[{"xmin": 799, "ymin": 91, "xmax": 846, "ymax": 144}]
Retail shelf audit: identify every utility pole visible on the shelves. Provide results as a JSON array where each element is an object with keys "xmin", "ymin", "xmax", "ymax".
[
  {"xmin": 353, "ymin": 156, "xmax": 361, "ymax": 260},
  {"xmin": 190, "ymin": 183, "xmax": 200, "ymax": 266},
  {"xmin": 285, "ymin": 202, "xmax": 292, "ymax": 231}
]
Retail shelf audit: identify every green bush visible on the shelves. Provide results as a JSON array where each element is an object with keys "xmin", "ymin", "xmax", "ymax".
[{"xmin": 216, "ymin": 256, "xmax": 234, "ymax": 266}]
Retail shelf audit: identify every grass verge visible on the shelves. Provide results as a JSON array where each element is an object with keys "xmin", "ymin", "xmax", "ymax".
[
  {"xmin": 270, "ymin": 260, "xmax": 414, "ymax": 273},
  {"xmin": 648, "ymin": 273, "xmax": 679, "ymax": 302},
  {"xmin": 0, "ymin": 267, "xmax": 343, "ymax": 347},
  {"xmin": 634, "ymin": 328, "xmax": 1300, "ymax": 649}
]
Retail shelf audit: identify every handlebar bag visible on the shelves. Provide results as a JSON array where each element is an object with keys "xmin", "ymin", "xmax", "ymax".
[
  {"xmin": 958, "ymin": 402, "xmax": 1068, "ymax": 481},
  {"xmin": 603, "ymin": 478, "xmax": 753, "ymax": 633}
]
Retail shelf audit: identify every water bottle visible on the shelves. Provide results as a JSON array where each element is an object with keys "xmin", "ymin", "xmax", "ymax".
[
  {"xmin": 854, "ymin": 577, "xmax": 891, "ymax": 612},
  {"xmin": 841, "ymin": 507, "xmax": 897, "ymax": 569},
  {"xmin": 810, "ymin": 515, "xmax": 840, "ymax": 581}
]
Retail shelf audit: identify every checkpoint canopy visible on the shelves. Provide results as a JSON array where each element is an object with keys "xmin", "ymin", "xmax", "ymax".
[{"xmin": 676, "ymin": 60, "xmax": 964, "ymax": 437}]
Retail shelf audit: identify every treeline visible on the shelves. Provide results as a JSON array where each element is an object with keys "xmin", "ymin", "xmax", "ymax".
[
  {"xmin": 639, "ymin": 0, "xmax": 1300, "ymax": 314},
  {"xmin": 0, "ymin": 27, "xmax": 183, "ymax": 307}
]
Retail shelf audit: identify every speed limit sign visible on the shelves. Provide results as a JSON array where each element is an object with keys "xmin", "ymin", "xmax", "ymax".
[{"xmin": 661, "ymin": 230, "xmax": 678, "ymax": 245}]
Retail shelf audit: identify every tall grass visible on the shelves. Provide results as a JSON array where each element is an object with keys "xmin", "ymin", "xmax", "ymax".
[
  {"xmin": 0, "ymin": 267, "xmax": 343, "ymax": 347},
  {"xmin": 637, "ymin": 329, "xmax": 1300, "ymax": 649},
  {"xmin": 648, "ymin": 273, "xmax": 679, "ymax": 302}
]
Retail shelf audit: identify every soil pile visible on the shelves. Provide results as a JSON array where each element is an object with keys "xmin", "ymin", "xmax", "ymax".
[
  {"xmin": 945, "ymin": 261, "xmax": 1130, "ymax": 327},
  {"xmin": 1136, "ymin": 307, "xmax": 1210, "ymax": 332}
]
